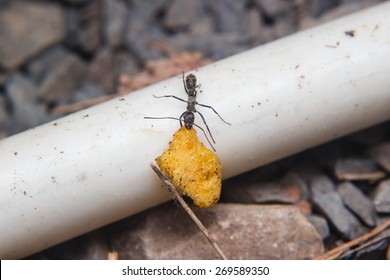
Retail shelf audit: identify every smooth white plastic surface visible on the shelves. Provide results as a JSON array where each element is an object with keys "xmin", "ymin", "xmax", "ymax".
[{"xmin": 1, "ymin": 3, "xmax": 390, "ymax": 259}]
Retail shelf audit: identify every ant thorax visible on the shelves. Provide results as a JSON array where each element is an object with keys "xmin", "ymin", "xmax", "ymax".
[{"xmin": 186, "ymin": 95, "xmax": 197, "ymax": 112}]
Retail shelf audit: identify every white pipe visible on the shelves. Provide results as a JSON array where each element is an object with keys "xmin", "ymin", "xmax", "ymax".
[{"xmin": 1, "ymin": 3, "xmax": 390, "ymax": 259}]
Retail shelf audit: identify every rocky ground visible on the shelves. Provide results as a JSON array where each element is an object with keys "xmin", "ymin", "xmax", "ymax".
[{"xmin": 0, "ymin": 0, "xmax": 389, "ymax": 259}]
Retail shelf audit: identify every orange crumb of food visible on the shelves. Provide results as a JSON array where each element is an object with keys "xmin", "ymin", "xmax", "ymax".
[{"xmin": 156, "ymin": 127, "xmax": 222, "ymax": 208}]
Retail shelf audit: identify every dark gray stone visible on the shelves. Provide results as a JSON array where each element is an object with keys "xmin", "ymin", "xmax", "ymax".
[
  {"xmin": 280, "ymin": 172, "xmax": 310, "ymax": 201},
  {"xmin": 87, "ymin": 48, "xmax": 115, "ymax": 94},
  {"xmin": 0, "ymin": 92, "xmax": 11, "ymax": 138},
  {"xmin": 334, "ymin": 158, "xmax": 385, "ymax": 181},
  {"xmin": 369, "ymin": 142, "xmax": 390, "ymax": 172},
  {"xmin": 223, "ymin": 172, "xmax": 310, "ymax": 208},
  {"xmin": 110, "ymin": 203, "xmax": 323, "ymax": 259},
  {"xmin": 27, "ymin": 47, "xmax": 87, "ymax": 102},
  {"xmin": 309, "ymin": 0, "xmax": 339, "ymax": 18},
  {"xmin": 163, "ymin": 0, "xmax": 202, "ymax": 30},
  {"xmin": 170, "ymin": 33, "xmax": 244, "ymax": 59},
  {"xmin": 0, "ymin": 92, "xmax": 12, "ymax": 137},
  {"xmin": 5, "ymin": 73, "xmax": 47, "ymax": 128},
  {"xmin": 65, "ymin": 2, "xmax": 101, "ymax": 53},
  {"xmin": 273, "ymin": 17, "xmax": 296, "ymax": 38},
  {"xmin": 337, "ymin": 182, "xmax": 377, "ymax": 227},
  {"xmin": 114, "ymin": 51, "xmax": 140, "ymax": 77},
  {"xmin": 61, "ymin": 0, "xmax": 92, "ymax": 3},
  {"xmin": 290, "ymin": 158, "xmax": 323, "ymax": 187},
  {"xmin": 188, "ymin": 16, "xmax": 214, "ymax": 36},
  {"xmin": 255, "ymin": 0, "xmax": 291, "ymax": 17},
  {"xmin": 71, "ymin": 82, "xmax": 105, "ymax": 103},
  {"xmin": 280, "ymin": 172, "xmax": 312, "ymax": 214},
  {"xmin": 373, "ymin": 179, "xmax": 390, "ymax": 213},
  {"xmin": 245, "ymin": 8, "xmax": 275, "ymax": 45},
  {"xmin": 124, "ymin": 0, "xmax": 169, "ymax": 62},
  {"xmin": 128, "ymin": 0, "xmax": 166, "ymax": 19},
  {"xmin": 0, "ymin": 72, "xmax": 7, "ymax": 87},
  {"xmin": 307, "ymin": 214, "xmax": 330, "ymax": 240},
  {"xmin": 0, "ymin": 1, "xmax": 65, "ymax": 69},
  {"xmin": 125, "ymin": 29, "xmax": 166, "ymax": 62},
  {"xmin": 103, "ymin": 0, "xmax": 127, "ymax": 48},
  {"xmin": 207, "ymin": 0, "xmax": 247, "ymax": 34},
  {"xmin": 124, "ymin": 0, "xmax": 169, "ymax": 63},
  {"xmin": 0, "ymin": 93, "xmax": 8, "ymax": 123},
  {"xmin": 223, "ymin": 182, "xmax": 296, "ymax": 204},
  {"xmin": 310, "ymin": 175, "xmax": 362, "ymax": 239},
  {"xmin": 245, "ymin": 8, "xmax": 262, "ymax": 42}
]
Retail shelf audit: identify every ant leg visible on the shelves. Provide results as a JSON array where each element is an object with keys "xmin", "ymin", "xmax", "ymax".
[
  {"xmin": 153, "ymin": 94, "xmax": 187, "ymax": 103},
  {"xmin": 196, "ymin": 111, "xmax": 216, "ymax": 144},
  {"xmin": 144, "ymin": 115, "xmax": 183, "ymax": 128},
  {"xmin": 144, "ymin": 116, "xmax": 181, "ymax": 122},
  {"xmin": 179, "ymin": 112, "xmax": 185, "ymax": 127},
  {"xmin": 196, "ymin": 102, "xmax": 231, "ymax": 125},
  {"xmin": 192, "ymin": 123, "xmax": 216, "ymax": 152},
  {"xmin": 144, "ymin": 116, "xmax": 216, "ymax": 151}
]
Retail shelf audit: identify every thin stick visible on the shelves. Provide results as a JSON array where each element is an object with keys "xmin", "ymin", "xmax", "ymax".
[
  {"xmin": 314, "ymin": 219, "xmax": 390, "ymax": 260},
  {"xmin": 150, "ymin": 163, "xmax": 228, "ymax": 260}
]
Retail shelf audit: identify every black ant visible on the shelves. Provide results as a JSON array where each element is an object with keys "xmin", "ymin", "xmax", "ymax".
[{"xmin": 145, "ymin": 73, "xmax": 231, "ymax": 151}]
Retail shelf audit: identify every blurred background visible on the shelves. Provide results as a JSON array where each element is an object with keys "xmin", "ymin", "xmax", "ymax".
[
  {"xmin": 1, "ymin": 0, "xmax": 389, "ymax": 259},
  {"xmin": 0, "ymin": 0, "xmax": 386, "ymax": 137}
]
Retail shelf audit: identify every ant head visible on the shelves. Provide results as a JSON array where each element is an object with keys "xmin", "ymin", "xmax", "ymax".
[
  {"xmin": 182, "ymin": 111, "xmax": 194, "ymax": 129},
  {"xmin": 185, "ymin": 74, "xmax": 197, "ymax": 90}
]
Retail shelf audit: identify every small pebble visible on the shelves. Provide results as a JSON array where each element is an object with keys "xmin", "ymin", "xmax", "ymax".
[
  {"xmin": 0, "ymin": 1, "xmax": 65, "ymax": 69},
  {"xmin": 27, "ymin": 46, "xmax": 87, "ymax": 102},
  {"xmin": 337, "ymin": 182, "xmax": 377, "ymax": 227},
  {"xmin": 5, "ymin": 73, "xmax": 48, "ymax": 129},
  {"xmin": 373, "ymin": 179, "xmax": 390, "ymax": 213},
  {"xmin": 223, "ymin": 181, "xmax": 295, "ymax": 204},
  {"xmin": 307, "ymin": 214, "xmax": 330, "ymax": 240},
  {"xmin": 310, "ymin": 175, "xmax": 362, "ymax": 239},
  {"xmin": 334, "ymin": 158, "xmax": 385, "ymax": 181},
  {"xmin": 369, "ymin": 142, "xmax": 390, "ymax": 172}
]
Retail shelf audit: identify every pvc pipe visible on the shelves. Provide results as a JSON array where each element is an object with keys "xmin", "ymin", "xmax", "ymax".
[{"xmin": 1, "ymin": 3, "xmax": 390, "ymax": 259}]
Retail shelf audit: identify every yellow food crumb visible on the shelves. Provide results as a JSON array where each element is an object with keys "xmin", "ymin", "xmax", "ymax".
[{"xmin": 156, "ymin": 127, "xmax": 222, "ymax": 208}]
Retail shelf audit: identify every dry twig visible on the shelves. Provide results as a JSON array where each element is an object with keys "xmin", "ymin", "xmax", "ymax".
[
  {"xmin": 315, "ymin": 219, "xmax": 390, "ymax": 260},
  {"xmin": 150, "ymin": 163, "xmax": 228, "ymax": 260}
]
